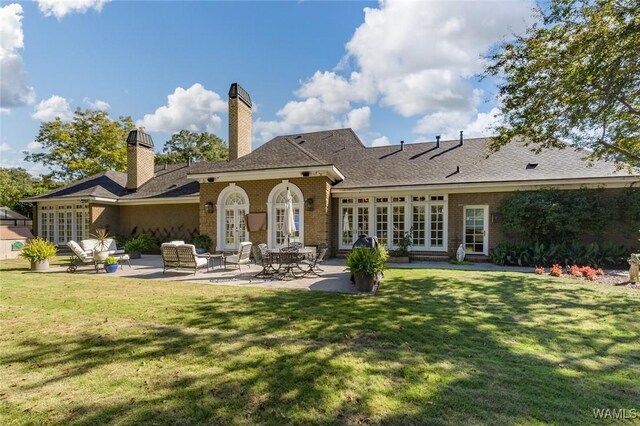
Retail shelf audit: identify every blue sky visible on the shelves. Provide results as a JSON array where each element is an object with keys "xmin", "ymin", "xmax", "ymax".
[{"xmin": 0, "ymin": 0, "xmax": 535, "ymax": 176}]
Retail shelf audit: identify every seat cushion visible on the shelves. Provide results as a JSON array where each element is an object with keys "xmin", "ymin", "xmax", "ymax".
[
  {"xmin": 80, "ymin": 239, "xmax": 98, "ymax": 252},
  {"xmin": 195, "ymin": 257, "xmax": 208, "ymax": 267},
  {"xmin": 225, "ymin": 255, "xmax": 240, "ymax": 263}
]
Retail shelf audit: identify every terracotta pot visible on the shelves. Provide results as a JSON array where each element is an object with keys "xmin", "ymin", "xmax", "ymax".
[
  {"xmin": 354, "ymin": 272, "xmax": 375, "ymax": 292},
  {"xmin": 31, "ymin": 259, "xmax": 49, "ymax": 271},
  {"xmin": 93, "ymin": 251, "xmax": 109, "ymax": 262}
]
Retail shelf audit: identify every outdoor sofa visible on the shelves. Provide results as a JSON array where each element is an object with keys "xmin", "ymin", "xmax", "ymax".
[{"xmin": 161, "ymin": 242, "xmax": 209, "ymax": 275}]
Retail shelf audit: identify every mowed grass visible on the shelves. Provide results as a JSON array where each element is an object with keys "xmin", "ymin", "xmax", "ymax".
[{"xmin": 1, "ymin": 257, "xmax": 639, "ymax": 425}]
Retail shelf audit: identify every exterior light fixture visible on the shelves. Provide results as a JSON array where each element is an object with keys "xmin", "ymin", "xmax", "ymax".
[
  {"xmin": 305, "ymin": 197, "xmax": 314, "ymax": 211},
  {"xmin": 204, "ymin": 202, "xmax": 214, "ymax": 214}
]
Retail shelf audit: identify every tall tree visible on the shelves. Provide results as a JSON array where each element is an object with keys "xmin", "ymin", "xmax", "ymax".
[
  {"xmin": 156, "ymin": 130, "xmax": 228, "ymax": 165},
  {"xmin": 485, "ymin": 0, "xmax": 639, "ymax": 167},
  {"xmin": 25, "ymin": 109, "xmax": 135, "ymax": 181},
  {"xmin": 0, "ymin": 168, "xmax": 61, "ymax": 217}
]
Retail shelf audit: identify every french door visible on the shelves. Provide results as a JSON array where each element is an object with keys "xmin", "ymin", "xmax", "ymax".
[
  {"xmin": 223, "ymin": 206, "xmax": 247, "ymax": 251},
  {"xmin": 463, "ymin": 206, "xmax": 488, "ymax": 255}
]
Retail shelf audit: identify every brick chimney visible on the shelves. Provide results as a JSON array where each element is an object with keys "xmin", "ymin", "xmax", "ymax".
[
  {"xmin": 126, "ymin": 129, "xmax": 154, "ymax": 191},
  {"xmin": 228, "ymin": 83, "xmax": 252, "ymax": 160}
]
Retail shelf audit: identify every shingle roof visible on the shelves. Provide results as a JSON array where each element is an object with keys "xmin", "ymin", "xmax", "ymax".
[{"xmin": 27, "ymin": 128, "xmax": 636, "ymax": 202}]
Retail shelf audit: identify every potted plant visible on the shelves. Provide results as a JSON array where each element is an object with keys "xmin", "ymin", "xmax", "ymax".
[
  {"xmin": 104, "ymin": 256, "xmax": 119, "ymax": 273},
  {"xmin": 346, "ymin": 246, "xmax": 388, "ymax": 292},
  {"xmin": 388, "ymin": 231, "xmax": 412, "ymax": 263},
  {"xmin": 20, "ymin": 238, "xmax": 57, "ymax": 271},
  {"xmin": 124, "ymin": 233, "xmax": 153, "ymax": 259},
  {"xmin": 191, "ymin": 233, "xmax": 213, "ymax": 254},
  {"xmin": 91, "ymin": 228, "xmax": 112, "ymax": 262}
]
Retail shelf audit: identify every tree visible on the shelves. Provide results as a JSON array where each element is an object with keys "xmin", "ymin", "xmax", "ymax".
[
  {"xmin": 156, "ymin": 130, "xmax": 228, "ymax": 165},
  {"xmin": 25, "ymin": 109, "xmax": 135, "ymax": 181},
  {"xmin": 485, "ymin": 0, "xmax": 640, "ymax": 167},
  {"xmin": 0, "ymin": 168, "xmax": 62, "ymax": 217}
]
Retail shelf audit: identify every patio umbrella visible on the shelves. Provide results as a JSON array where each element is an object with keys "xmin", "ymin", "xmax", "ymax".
[
  {"xmin": 343, "ymin": 211, "xmax": 350, "ymax": 233},
  {"xmin": 283, "ymin": 188, "xmax": 297, "ymax": 246}
]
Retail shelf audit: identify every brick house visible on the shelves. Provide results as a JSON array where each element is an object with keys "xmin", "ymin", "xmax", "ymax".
[{"xmin": 25, "ymin": 83, "xmax": 638, "ymax": 259}]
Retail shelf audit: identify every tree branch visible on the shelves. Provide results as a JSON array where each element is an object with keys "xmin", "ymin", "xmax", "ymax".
[{"xmin": 595, "ymin": 139, "xmax": 640, "ymax": 163}]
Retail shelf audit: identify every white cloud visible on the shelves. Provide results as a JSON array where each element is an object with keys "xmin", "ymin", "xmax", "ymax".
[
  {"xmin": 254, "ymin": 0, "xmax": 533, "ymax": 142},
  {"xmin": 36, "ymin": 0, "xmax": 110, "ymax": 19},
  {"xmin": 32, "ymin": 95, "xmax": 73, "ymax": 122},
  {"xmin": 0, "ymin": 4, "xmax": 35, "ymax": 109},
  {"xmin": 25, "ymin": 140, "xmax": 43, "ymax": 151},
  {"xmin": 371, "ymin": 136, "xmax": 390, "ymax": 147},
  {"xmin": 414, "ymin": 107, "xmax": 502, "ymax": 139},
  {"xmin": 136, "ymin": 83, "xmax": 226, "ymax": 134},
  {"xmin": 0, "ymin": 142, "xmax": 12, "ymax": 152},
  {"xmin": 344, "ymin": 106, "xmax": 371, "ymax": 131},
  {"xmin": 83, "ymin": 97, "xmax": 110, "ymax": 111}
]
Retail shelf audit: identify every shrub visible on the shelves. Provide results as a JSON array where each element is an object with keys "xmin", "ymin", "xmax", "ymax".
[
  {"xmin": 596, "ymin": 268, "xmax": 604, "ymax": 276},
  {"xmin": 534, "ymin": 266, "xmax": 545, "ymax": 275},
  {"xmin": 569, "ymin": 265, "xmax": 583, "ymax": 278},
  {"xmin": 105, "ymin": 256, "xmax": 118, "ymax": 265},
  {"xmin": 499, "ymin": 188, "xmax": 613, "ymax": 243},
  {"xmin": 581, "ymin": 266, "xmax": 597, "ymax": 281},
  {"xmin": 124, "ymin": 234, "xmax": 154, "ymax": 254},
  {"xmin": 191, "ymin": 233, "xmax": 213, "ymax": 251},
  {"xmin": 490, "ymin": 241, "xmax": 627, "ymax": 268},
  {"xmin": 391, "ymin": 231, "xmax": 413, "ymax": 257},
  {"xmin": 550, "ymin": 264, "xmax": 563, "ymax": 277},
  {"xmin": 346, "ymin": 247, "xmax": 388, "ymax": 276},
  {"xmin": 20, "ymin": 238, "xmax": 57, "ymax": 262}
]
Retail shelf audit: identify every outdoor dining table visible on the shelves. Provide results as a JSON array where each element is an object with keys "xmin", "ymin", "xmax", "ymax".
[{"xmin": 263, "ymin": 247, "xmax": 315, "ymax": 280}]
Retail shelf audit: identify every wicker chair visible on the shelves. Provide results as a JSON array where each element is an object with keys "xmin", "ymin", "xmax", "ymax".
[
  {"xmin": 223, "ymin": 242, "xmax": 252, "ymax": 270},
  {"xmin": 161, "ymin": 243, "xmax": 208, "ymax": 275}
]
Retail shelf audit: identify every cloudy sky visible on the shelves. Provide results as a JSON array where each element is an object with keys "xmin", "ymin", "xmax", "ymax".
[{"xmin": 0, "ymin": 0, "xmax": 535, "ymax": 175}]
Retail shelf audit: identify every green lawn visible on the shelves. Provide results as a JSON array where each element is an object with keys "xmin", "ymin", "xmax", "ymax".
[{"xmin": 1, "ymin": 257, "xmax": 639, "ymax": 425}]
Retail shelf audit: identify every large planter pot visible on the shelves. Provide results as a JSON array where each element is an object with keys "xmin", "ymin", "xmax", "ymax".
[
  {"xmin": 104, "ymin": 263, "xmax": 118, "ymax": 273},
  {"xmin": 30, "ymin": 259, "xmax": 50, "ymax": 271},
  {"xmin": 93, "ymin": 251, "xmax": 109, "ymax": 262},
  {"xmin": 128, "ymin": 251, "xmax": 141, "ymax": 259},
  {"xmin": 354, "ymin": 272, "xmax": 376, "ymax": 292}
]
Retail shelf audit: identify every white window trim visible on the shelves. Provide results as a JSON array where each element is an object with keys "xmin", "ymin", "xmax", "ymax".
[
  {"xmin": 37, "ymin": 203, "xmax": 89, "ymax": 245},
  {"xmin": 267, "ymin": 181, "xmax": 304, "ymax": 249},
  {"xmin": 338, "ymin": 195, "xmax": 448, "ymax": 252},
  {"xmin": 216, "ymin": 184, "xmax": 250, "ymax": 251},
  {"xmin": 463, "ymin": 205, "xmax": 489, "ymax": 255}
]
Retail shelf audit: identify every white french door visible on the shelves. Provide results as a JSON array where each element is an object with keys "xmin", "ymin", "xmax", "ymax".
[
  {"xmin": 39, "ymin": 204, "xmax": 89, "ymax": 245},
  {"xmin": 463, "ymin": 206, "xmax": 488, "ymax": 255},
  {"xmin": 223, "ymin": 206, "xmax": 247, "ymax": 251}
]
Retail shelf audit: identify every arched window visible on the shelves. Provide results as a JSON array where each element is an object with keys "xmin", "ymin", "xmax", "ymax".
[
  {"xmin": 267, "ymin": 181, "xmax": 304, "ymax": 248},
  {"xmin": 216, "ymin": 184, "xmax": 250, "ymax": 251}
]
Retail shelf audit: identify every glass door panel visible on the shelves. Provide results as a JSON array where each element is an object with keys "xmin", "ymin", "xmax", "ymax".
[{"xmin": 464, "ymin": 206, "xmax": 487, "ymax": 254}]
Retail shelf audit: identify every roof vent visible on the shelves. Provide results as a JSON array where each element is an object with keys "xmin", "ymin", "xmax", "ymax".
[
  {"xmin": 526, "ymin": 163, "xmax": 539, "ymax": 169},
  {"xmin": 400, "ymin": 140, "xmax": 405, "ymax": 151},
  {"xmin": 436, "ymin": 135, "xmax": 441, "ymax": 148},
  {"xmin": 459, "ymin": 131, "xmax": 464, "ymax": 146}
]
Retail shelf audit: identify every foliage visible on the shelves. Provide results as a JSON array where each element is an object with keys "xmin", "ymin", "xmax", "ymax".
[
  {"xmin": 124, "ymin": 234, "xmax": 154, "ymax": 253},
  {"xmin": 534, "ymin": 266, "xmax": 545, "ymax": 275},
  {"xmin": 191, "ymin": 233, "xmax": 213, "ymax": 251},
  {"xmin": 550, "ymin": 264, "xmax": 563, "ymax": 277},
  {"xmin": 485, "ymin": 0, "xmax": 640, "ymax": 168},
  {"xmin": 19, "ymin": 238, "xmax": 57, "ymax": 262},
  {"xmin": 90, "ymin": 228, "xmax": 112, "ymax": 252},
  {"xmin": 617, "ymin": 187, "xmax": 640, "ymax": 222},
  {"xmin": 25, "ymin": 109, "xmax": 135, "ymax": 181},
  {"xmin": 346, "ymin": 247, "xmax": 388, "ymax": 276},
  {"xmin": 569, "ymin": 265, "xmax": 583, "ymax": 278},
  {"xmin": 499, "ymin": 189, "xmax": 613, "ymax": 243},
  {"xmin": 490, "ymin": 241, "xmax": 628, "ymax": 268},
  {"xmin": 392, "ymin": 230, "xmax": 413, "ymax": 257},
  {"xmin": 0, "ymin": 168, "xmax": 61, "ymax": 217},
  {"xmin": 104, "ymin": 256, "xmax": 118, "ymax": 265},
  {"xmin": 155, "ymin": 130, "xmax": 228, "ymax": 165}
]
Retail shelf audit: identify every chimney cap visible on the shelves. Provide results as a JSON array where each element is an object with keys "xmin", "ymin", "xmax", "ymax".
[
  {"xmin": 126, "ymin": 129, "xmax": 154, "ymax": 148},
  {"xmin": 229, "ymin": 82, "xmax": 252, "ymax": 108}
]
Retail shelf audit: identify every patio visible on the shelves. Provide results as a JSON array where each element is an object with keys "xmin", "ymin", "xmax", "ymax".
[{"xmin": 54, "ymin": 255, "xmax": 358, "ymax": 293}]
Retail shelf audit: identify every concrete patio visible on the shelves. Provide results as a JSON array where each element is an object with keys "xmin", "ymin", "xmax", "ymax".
[
  {"xmin": 58, "ymin": 255, "xmax": 358, "ymax": 293},
  {"xmin": 46, "ymin": 254, "xmax": 541, "ymax": 293}
]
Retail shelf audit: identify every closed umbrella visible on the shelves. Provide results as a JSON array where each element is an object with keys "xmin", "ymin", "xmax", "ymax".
[
  {"xmin": 283, "ymin": 188, "xmax": 297, "ymax": 246},
  {"xmin": 343, "ymin": 211, "xmax": 351, "ymax": 233}
]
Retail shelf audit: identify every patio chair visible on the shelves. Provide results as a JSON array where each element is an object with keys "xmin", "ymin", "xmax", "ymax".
[
  {"xmin": 253, "ymin": 244, "xmax": 277, "ymax": 278},
  {"xmin": 161, "ymin": 243, "xmax": 209, "ymax": 275},
  {"xmin": 223, "ymin": 242, "xmax": 252, "ymax": 270},
  {"xmin": 277, "ymin": 246, "xmax": 302, "ymax": 280},
  {"xmin": 314, "ymin": 243, "xmax": 328, "ymax": 272},
  {"xmin": 300, "ymin": 247, "xmax": 328, "ymax": 277},
  {"xmin": 67, "ymin": 240, "xmax": 97, "ymax": 273},
  {"xmin": 289, "ymin": 242, "xmax": 304, "ymax": 250}
]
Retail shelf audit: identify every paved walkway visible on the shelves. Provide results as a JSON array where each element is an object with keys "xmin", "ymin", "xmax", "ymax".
[{"xmin": 48, "ymin": 255, "xmax": 538, "ymax": 293}]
